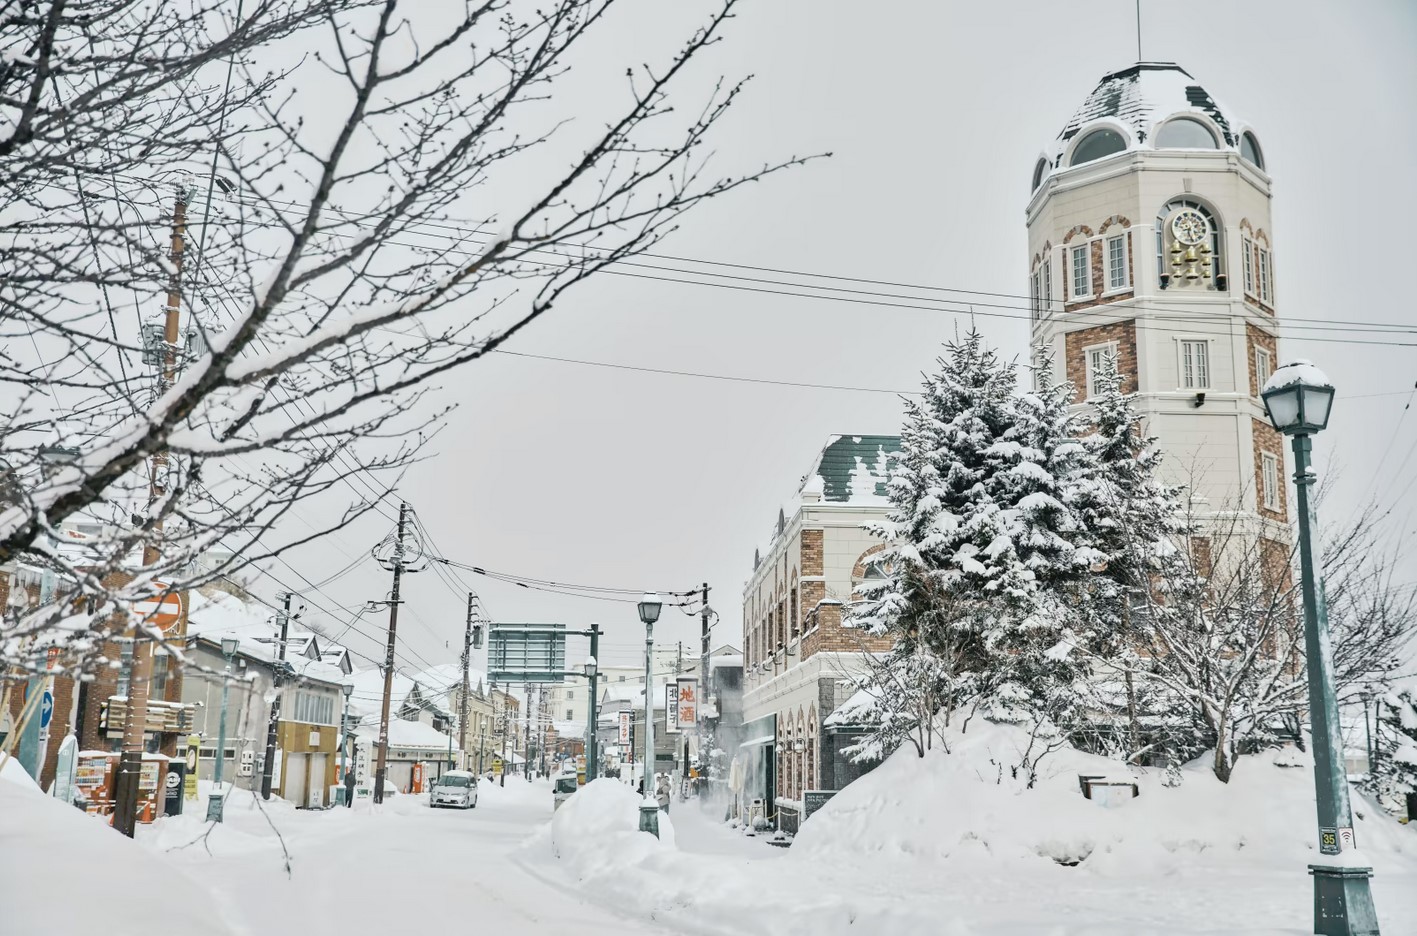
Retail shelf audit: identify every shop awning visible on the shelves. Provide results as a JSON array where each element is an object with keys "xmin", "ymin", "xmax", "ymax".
[{"xmin": 739, "ymin": 734, "xmax": 774, "ymax": 748}]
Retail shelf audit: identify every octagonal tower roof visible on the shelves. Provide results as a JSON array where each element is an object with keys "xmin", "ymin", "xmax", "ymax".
[
  {"xmin": 1059, "ymin": 62, "xmax": 1236, "ymax": 147},
  {"xmin": 1033, "ymin": 63, "xmax": 1263, "ymax": 192}
]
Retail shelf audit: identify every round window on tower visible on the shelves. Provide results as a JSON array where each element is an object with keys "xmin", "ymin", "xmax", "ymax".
[
  {"xmin": 1240, "ymin": 131, "xmax": 1265, "ymax": 170},
  {"xmin": 1069, "ymin": 128, "xmax": 1127, "ymax": 167},
  {"xmin": 1155, "ymin": 117, "xmax": 1219, "ymax": 149},
  {"xmin": 1031, "ymin": 158, "xmax": 1049, "ymax": 192}
]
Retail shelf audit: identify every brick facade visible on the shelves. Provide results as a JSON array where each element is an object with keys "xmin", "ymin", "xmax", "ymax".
[
  {"xmin": 1252, "ymin": 417, "xmax": 1288, "ymax": 522},
  {"xmin": 1064, "ymin": 319, "xmax": 1138, "ymax": 403},
  {"xmin": 1245, "ymin": 322, "xmax": 1277, "ymax": 397}
]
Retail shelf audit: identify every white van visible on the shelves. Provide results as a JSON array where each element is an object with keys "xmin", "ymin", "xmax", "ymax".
[
  {"xmin": 430, "ymin": 770, "xmax": 478, "ymax": 809},
  {"xmin": 553, "ymin": 772, "xmax": 579, "ymax": 810}
]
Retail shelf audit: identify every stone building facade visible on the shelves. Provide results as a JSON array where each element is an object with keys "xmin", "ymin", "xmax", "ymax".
[
  {"xmin": 1027, "ymin": 62, "xmax": 1290, "ymax": 561},
  {"xmin": 739, "ymin": 435, "xmax": 897, "ymax": 831}
]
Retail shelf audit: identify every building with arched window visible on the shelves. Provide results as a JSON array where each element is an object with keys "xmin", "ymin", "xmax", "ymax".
[
  {"xmin": 738, "ymin": 435, "xmax": 898, "ymax": 832},
  {"xmin": 1027, "ymin": 63, "xmax": 1287, "ymax": 543}
]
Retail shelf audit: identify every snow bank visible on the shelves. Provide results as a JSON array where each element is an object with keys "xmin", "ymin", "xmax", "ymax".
[
  {"xmin": 532, "ymin": 723, "xmax": 1417, "ymax": 936},
  {"xmin": 547, "ymin": 779, "xmax": 675, "ymax": 878},
  {"xmin": 793, "ymin": 722, "xmax": 1417, "ymax": 875},
  {"xmin": 0, "ymin": 770, "xmax": 234, "ymax": 935}
]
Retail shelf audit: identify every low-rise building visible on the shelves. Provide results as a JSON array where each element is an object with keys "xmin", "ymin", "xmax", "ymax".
[
  {"xmin": 183, "ymin": 590, "xmax": 350, "ymax": 806},
  {"xmin": 739, "ymin": 435, "xmax": 898, "ymax": 831}
]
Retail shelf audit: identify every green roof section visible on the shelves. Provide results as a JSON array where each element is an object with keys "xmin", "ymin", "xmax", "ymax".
[{"xmin": 812, "ymin": 434, "xmax": 901, "ymax": 503}]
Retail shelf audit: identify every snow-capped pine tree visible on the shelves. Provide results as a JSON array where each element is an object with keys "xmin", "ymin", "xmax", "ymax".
[
  {"xmin": 848, "ymin": 331, "xmax": 1105, "ymax": 755},
  {"xmin": 1067, "ymin": 354, "xmax": 1187, "ymax": 761}
]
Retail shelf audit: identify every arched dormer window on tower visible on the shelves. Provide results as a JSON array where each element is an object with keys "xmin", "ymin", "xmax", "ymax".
[
  {"xmin": 1069, "ymin": 127, "xmax": 1127, "ymax": 166},
  {"xmin": 1155, "ymin": 198, "xmax": 1225, "ymax": 291}
]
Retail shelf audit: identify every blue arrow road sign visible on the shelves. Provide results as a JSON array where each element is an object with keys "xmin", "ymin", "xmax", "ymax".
[{"xmin": 40, "ymin": 690, "xmax": 53, "ymax": 729}]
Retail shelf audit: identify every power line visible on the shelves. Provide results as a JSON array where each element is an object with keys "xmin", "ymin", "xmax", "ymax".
[{"xmin": 104, "ymin": 170, "xmax": 1413, "ymax": 338}]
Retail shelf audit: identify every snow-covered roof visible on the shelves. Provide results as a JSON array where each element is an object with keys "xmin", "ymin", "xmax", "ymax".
[
  {"xmin": 601, "ymin": 680, "xmax": 669, "ymax": 709},
  {"xmin": 804, "ymin": 435, "xmax": 900, "ymax": 506},
  {"xmin": 355, "ymin": 718, "xmax": 459, "ymax": 752},
  {"xmin": 1038, "ymin": 63, "xmax": 1258, "ymax": 178},
  {"xmin": 709, "ymin": 654, "xmax": 743, "ymax": 670},
  {"xmin": 186, "ymin": 593, "xmax": 348, "ymax": 686}
]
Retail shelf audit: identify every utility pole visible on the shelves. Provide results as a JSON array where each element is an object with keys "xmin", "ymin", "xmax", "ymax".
[
  {"xmin": 114, "ymin": 189, "xmax": 187, "ymax": 838},
  {"xmin": 459, "ymin": 593, "xmax": 473, "ymax": 770},
  {"xmin": 373, "ymin": 502, "xmax": 410, "ymax": 804},
  {"xmin": 700, "ymin": 582, "xmax": 710, "ymax": 700},
  {"xmin": 260, "ymin": 591, "xmax": 292, "ymax": 799}
]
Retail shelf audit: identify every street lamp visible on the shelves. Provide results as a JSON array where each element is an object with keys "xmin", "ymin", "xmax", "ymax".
[
  {"xmin": 584, "ymin": 652, "xmax": 599, "ymax": 782},
  {"xmin": 341, "ymin": 681, "xmax": 354, "ymax": 806},
  {"xmin": 208, "ymin": 636, "xmax": 239, "ymax": 822},
  {"xmin": 637, "ymin": 593, "xmax": 662, "ymax": 837},
  {"xmin": 1261, "ymin": 360, "xmax": 1380, "ymax": 936}
]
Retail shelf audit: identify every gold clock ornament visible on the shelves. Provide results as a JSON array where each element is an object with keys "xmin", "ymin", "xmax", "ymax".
[{"xmin": 1170, "ymin": 209, "xmax": 1208, "ymax": 246}]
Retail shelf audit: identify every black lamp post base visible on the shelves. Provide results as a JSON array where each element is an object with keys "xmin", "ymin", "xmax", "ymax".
[{"xmin": 1309, "ymin": 864, "xmax": 1380, "ymax": 936}]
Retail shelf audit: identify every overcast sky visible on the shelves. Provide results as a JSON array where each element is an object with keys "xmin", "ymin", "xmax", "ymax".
[{"xmin": 253, "ymin": 0, "xmax": 1417, "ymax": 682}]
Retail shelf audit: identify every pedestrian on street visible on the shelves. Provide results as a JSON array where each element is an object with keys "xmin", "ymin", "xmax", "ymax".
[
  {"xmin": 656, "ymin": 773, "xmax": 671, "ymax": 813},
  {"xmin": 344, "ymin": 767, "xmax": 355, "ymax": 808},
  {"xmin": 637, "ymin": 776, "xmax": 645, "ymax": 796}
]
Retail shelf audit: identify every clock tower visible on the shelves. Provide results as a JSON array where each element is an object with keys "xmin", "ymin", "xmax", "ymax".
[{"xmin": 1027, "ymin": 63, "xmax": 1285, "ymax": 546}]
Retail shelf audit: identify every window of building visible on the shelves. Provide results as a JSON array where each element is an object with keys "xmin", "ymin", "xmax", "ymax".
[
  {"xmin": 1070, "ymin": 128, "xmax": 1127, "ymax": 166},
  {"xmin": 565, "ymin": 708, "xmax": 573, "ymax": 720},
  {"xmin": 1258, "ymin": 247, "xmax": 1273, "ymax": 304},
  {"xmin": 566, "ymin": 690, "xmax": 573, "ymax": 700},
  {"xmin": 1155, "ymin": 117, "xmax": 1218, "ymax": 149},
  {"xmin": 1032, "ymin": 158, "xmax": 1049, "ymax": 192},
  {"xmin": 1254, "ymin": 346, "xmax": 1272, "ymax": 395},
  {"xmin": 1241, "ymin": 131, "xmax": 1265, "ymax": 170},
  {"xmin": 1070, "ymin": 244, "xmax": 1092, "ymax": 300},
  {"xmin": 1180, "ymin": 340, "xmax": 1210, "ymax": 390},
  {"xmin": 1241, "ymin": 235, "xmax": 1255, "ymax": 296},
  {"xmin": 1261, "ymin": 452, "xmax": 1280, "ymax": 511},
  {"xmin": 1084, "ymin": 343, "xmax": 1118, "ymax": 399},
  {"xmin": 1041, "ymin": 253, "xmax": 1052, "ymax": 316},
  {"xmin": 1031, "ymin": 267, "xmax": 1042, "ymax": 322},
  {"xmin": 1106, "ymin": 234, "xmax": 1129, "ymax": 291}
]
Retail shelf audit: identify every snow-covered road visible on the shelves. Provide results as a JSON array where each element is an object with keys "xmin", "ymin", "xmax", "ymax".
[{"xmin": 136, "ymin": 779, "xmax": 666, "ymax": 936}]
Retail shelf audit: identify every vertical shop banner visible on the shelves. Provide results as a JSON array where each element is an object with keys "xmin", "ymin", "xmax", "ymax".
[
  {"xmin": 675, "ymin": 677, "xmax": 697, "ymax": 729},
  {"xmin": 617, "ymin": 711, "xmax": 631, "ymax": 744},
  {"xmin": 665, "ymin": 685, "xmax": 679, "ymax": 733}
]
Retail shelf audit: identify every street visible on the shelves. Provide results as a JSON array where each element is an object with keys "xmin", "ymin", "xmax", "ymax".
[{"xmin": 137, "ymin": 779, "xmax": 669, "ymax": 936}]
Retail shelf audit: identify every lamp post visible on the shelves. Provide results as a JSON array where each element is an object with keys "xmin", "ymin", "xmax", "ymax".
[
  {"xmin": 637, "ymin": 593, "xmax": 662, "ymax": 837},
  {"xmin": 1261, "ymin": 360, "xmax": 1380, "ymax": 936},
  {"xmin": 208, "ymin": 636, "xmax": 239, "ymax": 822},
  {"xmin": 341, "ymin": 682, "xmax": 354, "ymax": 804},
  {"xmin": 585, "ymin": 651, "xmax": 599, "ymax": 782}
]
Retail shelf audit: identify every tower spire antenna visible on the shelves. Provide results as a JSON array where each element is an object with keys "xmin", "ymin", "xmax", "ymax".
[{"xmin": 1135, "ymin": 0, "xmax": 1143, "ymax": 62}]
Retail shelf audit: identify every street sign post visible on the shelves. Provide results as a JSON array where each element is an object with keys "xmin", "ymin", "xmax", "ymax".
[{"xmin": 488, "ymin": 625, "xmax": 567, "ymax": 683}]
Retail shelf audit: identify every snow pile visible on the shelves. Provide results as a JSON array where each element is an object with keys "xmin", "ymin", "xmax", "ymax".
[
  {"xmin": 547, "ymin": 779, "xmax": 675, "ymax": 880},
  {"xmin": 0, "ymin": 769, "xmax": 233, "ymax": 934},
  {"xmin": 793, "ymin": 721, "xmax": 1417, "ymax": 874},
  {"xmin": 532, "ymin": 723, "xmax": 1417, "ymax": 935}
]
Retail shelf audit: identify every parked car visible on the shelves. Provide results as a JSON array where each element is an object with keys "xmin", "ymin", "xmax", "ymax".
[
  {"xmin": 553, "ymin": 772, "xmax": 579, "ymax": 810},
  {"xmin": 430, "ymin": 770, "xmax": 478, "ymax": 809}
]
